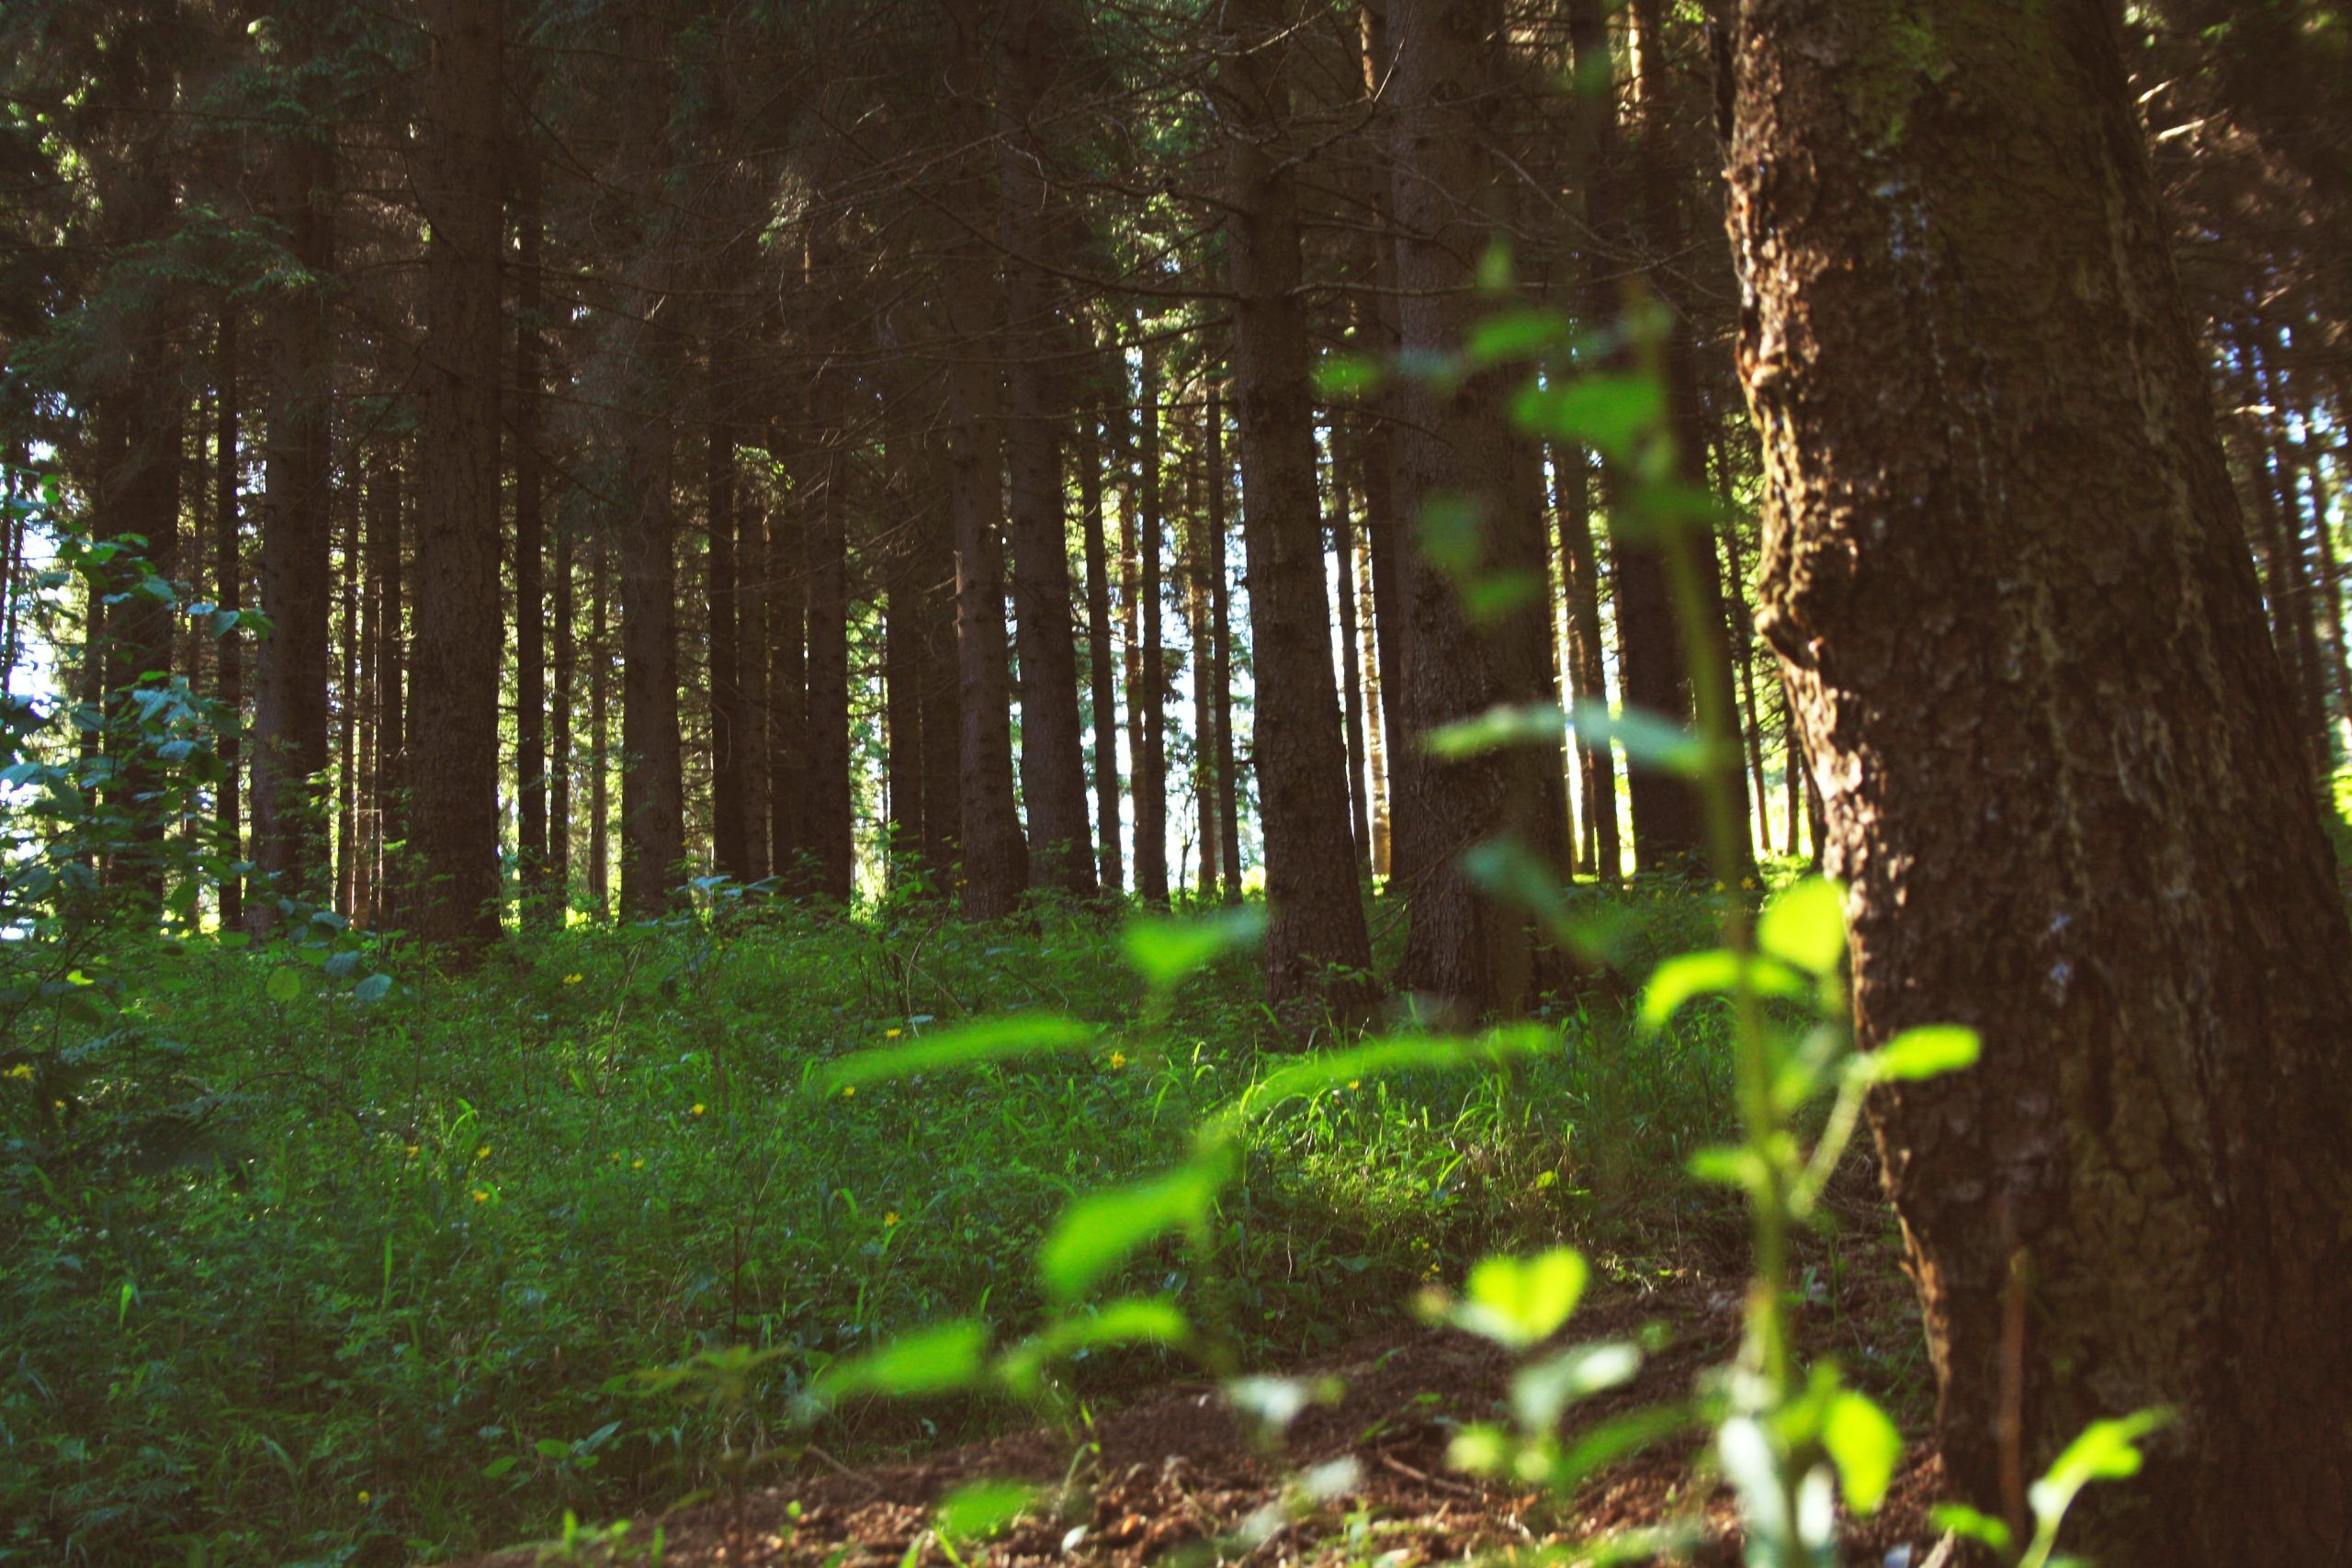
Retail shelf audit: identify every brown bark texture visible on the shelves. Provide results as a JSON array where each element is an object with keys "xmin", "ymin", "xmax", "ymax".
[{"xmin": 1727, "ymin": 1, "xmax": 2352, "ymax": 1556}]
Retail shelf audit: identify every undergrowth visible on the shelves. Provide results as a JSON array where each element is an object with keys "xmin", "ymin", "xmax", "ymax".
[{"xmin": 2, "ymin": 881, "xmax": 1761, "ymax": 1567}]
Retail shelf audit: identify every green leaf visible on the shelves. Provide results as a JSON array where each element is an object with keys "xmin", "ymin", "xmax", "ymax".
[
  {"xmin": 998, "ymin": 1297, "xmax": 1190, "ymax": 1394},
  {"xmin": 1639, "ymin": 950, "xmax": 1808, "ymax": 1032},
  {"xmin": 817, "ymin": 1320, "xmax": 989, "ymax": 1401},
  {"xmin": 353, "ymin": 973, "xmax": 393, "ymax": 1004},
  {"xmin": 481, "ymin": 1455, "xmax": 518, "ymax": 1480},
  {"xmin": 1451, "ymin": 1249, "xmax": 1589, "ymax": 1350},
  {"xmin": 1757, "ymin": 877, "xmax": 1847, "ymax": 975},
  {"xmin": 1865, "ymin": 1025, "xmax": 1982, "ymax": 1083},
  {"xmin": 1313, "ymin": 355, "xmax": 1385, "ymax": 400},
  {"xmin": 1930, "ymin": 1504, "xmax": 2013, "ymax": 1552},
  {"xmin": 935, "ymin": 1480, "xmax": 1035, "ymax": 1545},
  {"xmin": 1566, "ymin": 700, "xmax": 1710, "ymax": 775},
  {"xmin": 2030, "ymin": 1409, "xmax": 2172, "ymax": 1529},
  {"xmin": 1121, "ymin": 907, "xmax": 1265, "ymax": 989},
  {"xmin": 1508, "ymin": 375, "xmax": 1664, "ymax": 459},
  {"xmin": 1423, "ymin": 704, "xmax": 1567, "ymax": 760},
  {"xmin": 1510, "ymin": 1340, "xmax": 1642, "ymax": 1429},
  {"xmin": 1039, "ymin": 1160, "xmax": 1227, "ymax": 1302},
  {"xmin": 1466, "ymin": 307, "xmax": 1571, "ymax": 367},
  {"xmin": 819, "ymin": 1014, "xmax": 1095, "ymax": 1092},
  {"xmin": 265, "ymin": 966, "xmax": 301, "ymax": 1005},
  {"xmin": 1822, "ymin": 1391, "xmax": 1902, "ymax": 1513},
  {"xmin": 535, "ymin": 1438, "xmax": 572, "ymax": 1460},
  {"xmin": 1226, "ymin": 1026, "xmax": 1555, "ymax": 1132}
]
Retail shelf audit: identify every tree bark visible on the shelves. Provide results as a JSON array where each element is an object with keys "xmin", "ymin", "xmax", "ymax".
[
  {"xmin": 1135, "ymin": 338, "xmax": 1170, "ymax": 907},
  {"xmin": 1209, "ymin": 380, "xmax": 1243, "ymax": 902},
  {"xmin": 215, "ymin": 312, "xmax": 244, "ymax": 927},
  {"xmin": 409, "ymin": 0, "xmax": 505, "ymax": 950},
  {"xmin": 249, "ymin": 124, "xmax": 335, "ymax": 930},
  {"xmin": 1726, "ymin": 2, "xmax": 2352, "ymax": 1556},
  {"xmin": 1080, "ymin": 379, "xmax": 1125, "ymax": 894},
  {"xmin": 707, "ymin": 413, "xmax": 750, "ymax": 882},
  {"xmin": 514, "ymin": 164, "xmax": 551, "ymax": 919},
  {"xmin": 1219, "ymin": 0, "xmax": 1374, "ymax": 1010}
]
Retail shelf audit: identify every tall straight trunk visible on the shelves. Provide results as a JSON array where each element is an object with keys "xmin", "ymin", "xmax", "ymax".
[
  {"xmin": 1555, "ymin": 446, "xmax": 1621, "ymax": 881},
  {"xmin": 1080, "ymin": 384, "xmax": 1124, "ymax": 893},
  {"xmin": 1778, "ymin": 674, "xmax": 1801, "ymax": 858},
  {"xmin": 1189, "ymin": 435, "xmax": 1221, "ymax": 899},
  {"xmin": 249, "ymin": 129, "xmax": 335, "ymax": 929},
  {"xmin": 2306, "ymin": 437, "xmax": 2352, "ymax": 739},
  {"xmin": 1114, "ymin": 379, "xmax": 1146, "ymax": 884},
  {"xmin": 884, "ymin": 482, "xmax": 926, "ymax": 881},
  {"xmin": 96, "ymin": 380, "xmax": 181, "ymax": 900},
  {"xmin": 1332, "ymin": 476, "xmax": 1372, "ymax": 879},
  {"xmin": 1356, "ymin": 525, "xmax": 1390, "ymax": 879},
  {"xmin": 1134, "ymin": 339, "xmax": 1170, "ymax": 907},
  {"xmin": 618, "ymin": 425, "xmax": 684, "ymax": 917},
  {"xmin": 550, "ymin": 514, "xmax": 575, "ymax": 906},
  {"xmin": 588, "ymin": 540, "xmax": 611, "ymax": 917},
  {"xmin": 1209, "ymin": 380, "xmax": 1242, "ymax": 901},
  {"xmin": 409, "ymin": 0, "xmax": 504, "ymax": 950},
  {"xmin": 1715, "ymin": 441, "xmax": 1772, "ymax": 856},
  {"xmin": 707, "ymin": 416, "xmax": 750, "ymax": 881},
  {"xmin": 805, "ymin": 421, "xmax": 854, "ymax": 901},
  {"xmin": 334, "ymin": 478, "xmax": 358, "ymax": 918},
  {"xmin": 0, "ymin": 445, "xmax": 23, "ymax": 698},
  {"xmin": 1388, "ymin": 0, "xmax": 1554, "ymax": 1015},
  {"xmin": 737, "ymin": 500, "xmax": 769, "ymax": 884},
  {"xmin": 1729, "ymin": 2, "xmax": 2352, "ymax": 1556},
  {"xmin": 2253, "ymin": 331, "xmax": 2333, "ymax": 779},
  {"xmin": 215, "ymin": 315, "xmax": 243, "ymax": 926},
  {"xmin": 998, "ymin": 8, "xmax": 1095, "ymax": 899},
  {"xmin": 1219, "ymin": 0, "xmax": 1374, "ymax": 1008},
  {"xmin": 514, "ymin": 169, "xmax": 550, "ymax": 917},
  {"xmin": 768, "ymin": 473, "xmax": 809, "ymax": 883},
  {"xmin": 914, "ymin": 442, "xmax": 963, "ymax": 881},
  {"xmin": 367, "ymin": 451, "xmax": 403, "ymax": 925}
]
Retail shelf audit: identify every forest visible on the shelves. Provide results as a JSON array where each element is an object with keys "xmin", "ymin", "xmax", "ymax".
[{"xmin": 4, "ymin": 0, "xmax": 2350, "ymax": 1563}]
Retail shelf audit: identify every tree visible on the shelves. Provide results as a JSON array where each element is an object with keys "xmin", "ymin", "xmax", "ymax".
[
  {"xmin": 1217, "ymin": 0, "xmax": 1374, "ymax": 1010},
  {"xmin": 1725, "ymin": 1, "xmax": 2352, "ymax": 1555},
  {"xmin": 406, "ymin": 0, "xmax": 504, "ymax": 951}
]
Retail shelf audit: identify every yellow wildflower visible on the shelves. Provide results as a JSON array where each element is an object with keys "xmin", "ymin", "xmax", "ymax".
[
  {"xmin": 842, "ymin": 1085, "xmax": 855, "ymax": 1099},
  {"xmin": 690, "ymin": 1102, "xmax": 706, "ymax": 1116},
  {"xmin": 885, "ymin": 1027, "xmax": 903, "ymax": 1039},
  {"xmin": 358, "ymin": 1490, "xmax": 371, "ymax": 1506},
  {"xmin": 631, "ymin": 1157, "xmax": 645, "ymax": 1170},
  {"xmin": 610, "ymin": 1150, "xmax": 624, "ymax": 1162},
  {"xmin": 1108, "ymin": 1052, "xmax": 1128, "ymax": 1070},
  {"xmin": 404, "ymin": 1144, "xmax": 420, "ymax": 1160},
  {"xmin": 884, "ymin": 1212, "xmax": 899, "ymax": 1228},
  {"xmin": 562, "ymin": 973, "xmax": 583, "ymax": 985},
  {"xmin": 6, "ymin": 1063, "xmax": 31, "ymax": 1080},
  {"xmin": 470, "ymin": 1189, "xmax": 490, "ymax": 1203},
  {"xmin": 475, "ymin": 1145, "xmax": 491, "ymax": 1161}
]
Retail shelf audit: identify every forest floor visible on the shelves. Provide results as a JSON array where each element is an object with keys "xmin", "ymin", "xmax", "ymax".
[{"xmin": 458, "ymin": 1249, "xmax": 1941, "ymax": 1568}]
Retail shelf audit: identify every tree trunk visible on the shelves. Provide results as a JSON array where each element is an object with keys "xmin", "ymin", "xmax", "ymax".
[
  {"xmin": 1220, "ymin": 0, "xmax": 1374, "ymax": 1010},
  {"xmin": 550, "ymin": 506, "xmax": 575, "ymax": 907},
  {"xmin": 768, "ymin": 468, "xmax": 809, "ymax": 886},
  {"xmin": 1332, "ymin": 474, "xmax": 1372, "ymax": 878},
  {"xmin": 707, "ymin": 415, "xmax": 750, "ymax": 882},
  {"xmin": 588, "ymin": 539, "xmax": 612, "ymax": 917},
  {"xmin": 367, "ymin": 447, "xmax": 404, "ymax": 926},
  {"xmin": 249, "ymin": 127, "xmax": 335, "ymax": 930},
  {"xmin": 805, "ymin": 417, "xmax": 854, "ymax": 902},
  {"xmin": 1727, "ymin": 2, "xmax": 2352, "ymax": 1556},
  {"xmin": 334, "ymin": 474, "xmax": 358, "ymax": 919},
  {"xmin": 215, "ymin": 313, "xmax": 243, "ymax": 927},
  {"xmin": 1080, "ymin": 380, "xmax": 1124, "ymax": 894},
  {"xmin": 1209, "ymin": 380, "xmax": 1243, "ymax": 901},
  {"xmin": 1135, "ymin": 339, "xmax": 1170, "ymax": 908},
  {"xmin": 408, "ymin": 0, "xmax": 504, "ymax": 950},
  {"xmin": 514, "ymin": 169, "xmax": 551, "ymax": 919},
  {"xmin": 1356, "ymin": 520, "xmax": 1391, "ymax": 880}
]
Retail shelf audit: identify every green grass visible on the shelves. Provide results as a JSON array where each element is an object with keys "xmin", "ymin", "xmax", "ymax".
[{"xmin": 1, "ymin": 886, "xmax": 1747, "ymax": 1566}]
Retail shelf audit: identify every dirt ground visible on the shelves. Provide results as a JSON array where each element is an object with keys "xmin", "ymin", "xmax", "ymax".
[{"xmin": 457, "ymin": 1273, "xmax": 1950, "ymax": 1568}]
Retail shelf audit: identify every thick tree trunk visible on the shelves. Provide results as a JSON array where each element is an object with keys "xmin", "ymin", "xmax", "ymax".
[
  {"xmin": 367, "ymin": 449, "xmax": 404, "ymax": 926},
  {"xmin": 409, "ymin": 0, "xmax": 504, "ymax": 950},
  {"xmin": 1387, "ymin": 0, "xmax": 1553, "ymax": 1015},
  {"xmin": 1220, "ymin": 0, "xmax": 1374, "ymax": 1010},
  {"xmin": 768, "ymin": 476, "xmax": 809, "ymax": 886},
  {"xmin": 915, "ymin": 438, "xmax": 964, "ymax": 884},
  {"xmin": 617, "ymin": 425, "xmax": 684, "ymax": 918},
  {"xmin": 249, "ymin": 130, "xmax": 335, "ymax": 930},
  {"xmin": 1727, "ymin": 2, "xmax": 2352, "ymax": 1556}
]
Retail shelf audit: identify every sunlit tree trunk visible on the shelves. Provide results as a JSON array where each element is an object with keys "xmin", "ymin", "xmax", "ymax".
[{"xmin": 1728, "ymin": 2, "xmax": 2352, "ymax": 1554}]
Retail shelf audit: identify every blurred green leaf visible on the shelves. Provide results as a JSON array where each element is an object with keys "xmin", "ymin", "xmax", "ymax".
[
  {"xmin": 1040, "ymin": 1160, "xmax": 1227, "ymax": 1303},
  {"xmin": 265, "ymin": 967, "xmax": 301, "ymax": 1005},
  {"xmin": 817, "ymin": 1320, "xmax": 989, "ymax": 1400},
  {"xmin": 1423, "ymin": 704, "xmax": 1566, "ymax": 760},
  {"xmin": 2030, "ymin": 1409, "xmax": 2172, "ymax": 1529},
  {"xmin": 1466, "ymin": 307, "xmax": 1571, "ymax": 366},
  {"xmin": 820, "ymin": 1014, "xmax": 1096, "ymax": 1092},
  {"xmin": 1566, "ymin": 700, "xmax": 1711, "ymax": 774},
  {"xmin": 1511, "ymin": 1340, "xmax": 1642, "ymax": 1429},
  {"xmin": 1640, "ymin": 951, "xmax": 1808, "ymax": 1032},
  {"xmin": 1508, "ymin": 375, "xmax": 1663, "ymax": 460},
  {"xmin": 1313, "ymin": 354, "xmax": 1385, "ymax": 400},
  {"xmin": 1452, "ymin": 1248, "xmax": 1589, "ymax": 1350},
  {"xmin": 1864, "ymin": 1025, "xmax": 1981, "ymax": 1083},
  {"xmin": 1822, "ymin": 1390, "xmax": 1902, "ymax": 1513},
  {"xmin": 1757, "ymin": 877, "xmax": 1847, "ymax": 976},
  {"xmin": 1121, "ymin": 908, "xmax": 1265, "ymax": 990},
  {"xmin": 935, "ymin": 1479, "xmax": 1035, "ymax": 1545}
]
